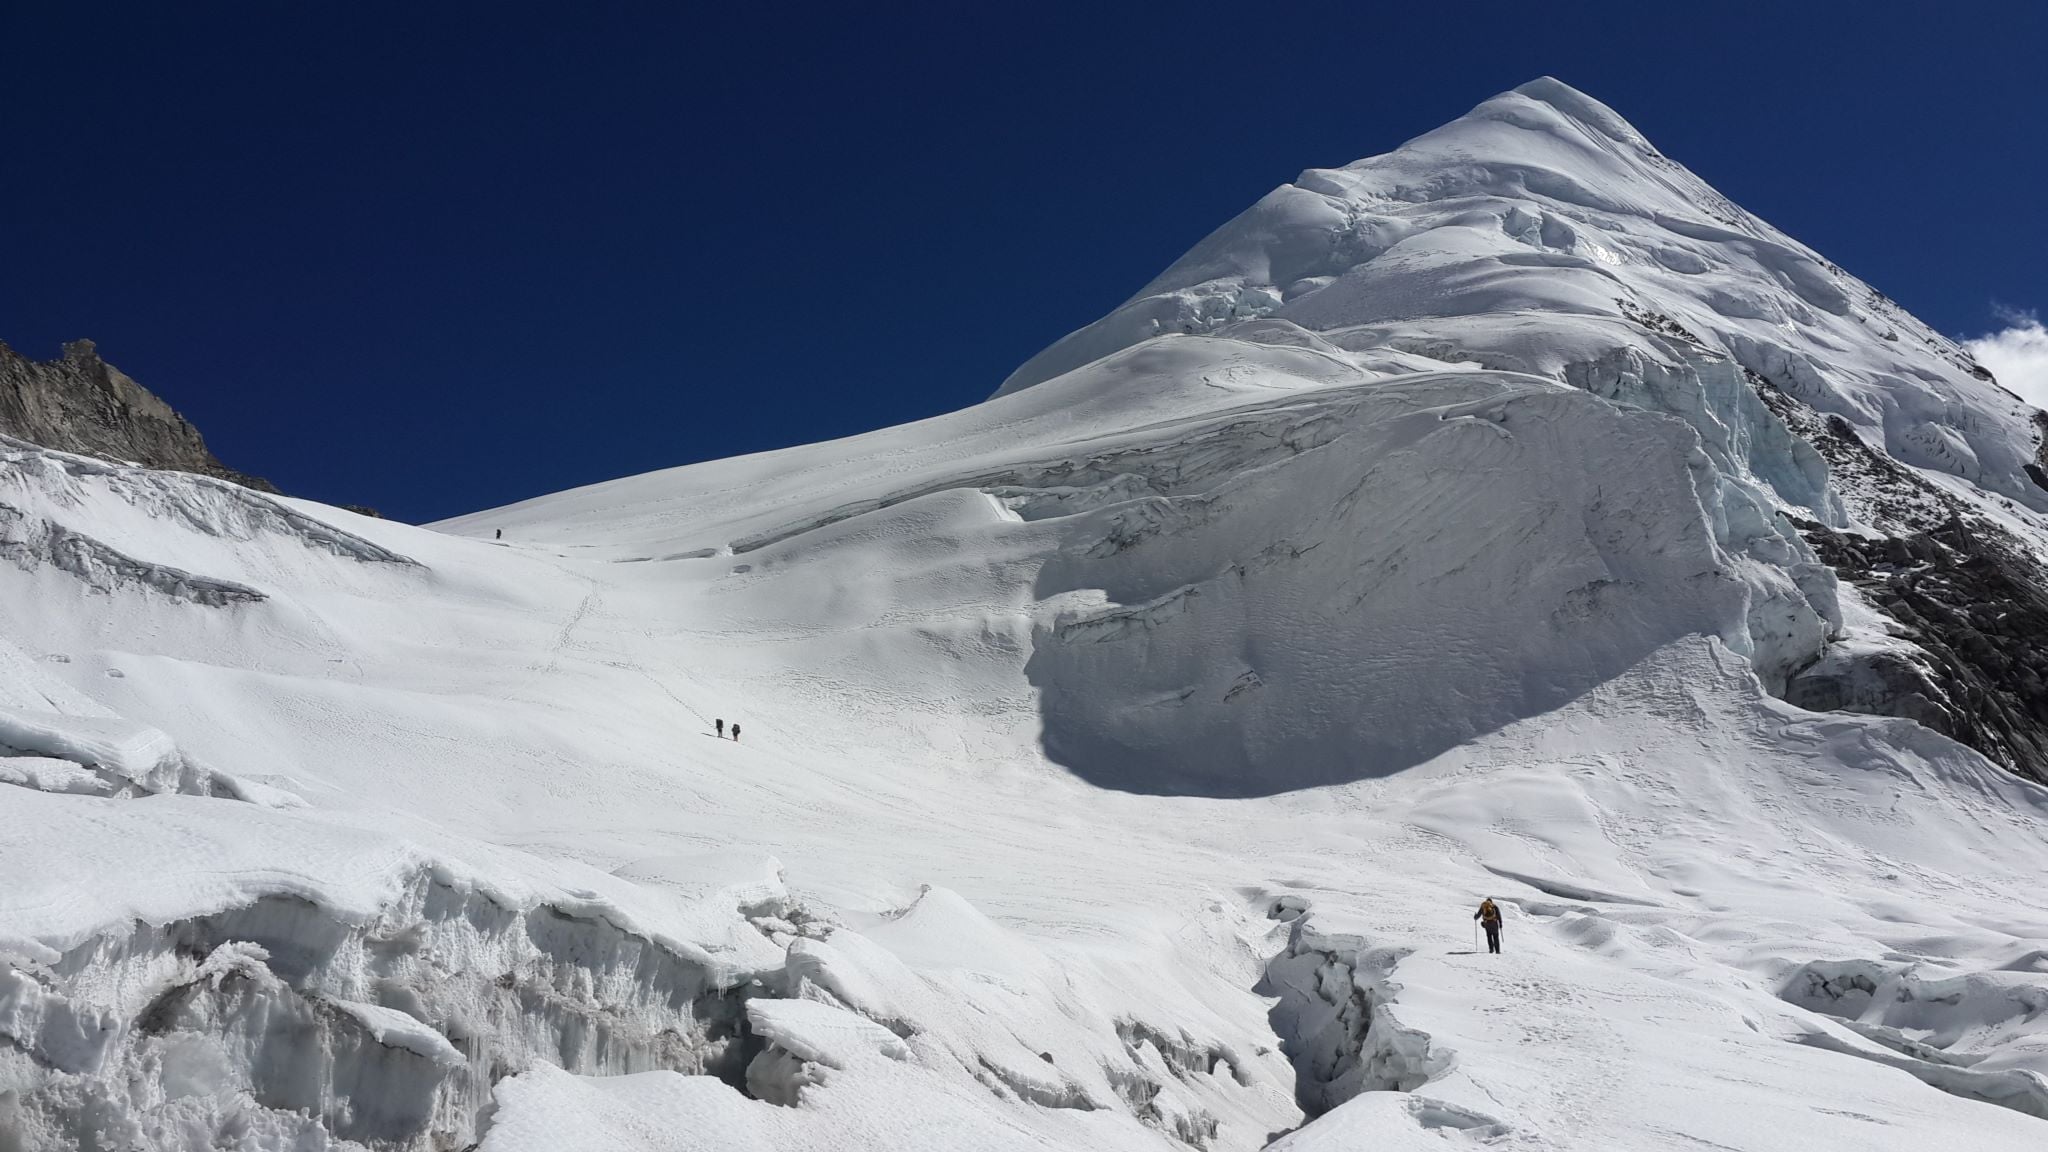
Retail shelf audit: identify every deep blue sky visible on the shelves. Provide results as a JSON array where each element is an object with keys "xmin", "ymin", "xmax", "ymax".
[{"xmin": 4, "ymin": 3, "xmax": 2041, "ymax": 522}]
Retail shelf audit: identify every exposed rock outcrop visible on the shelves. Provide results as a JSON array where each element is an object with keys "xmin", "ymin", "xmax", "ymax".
[
  {"xmin": 0, "ymin": 338, "xmax": 274, "ymax": 492},
  {"xmin": 1789, "ymin": 515, "xmax": 2048, "ymax": 783},
  {"xmin": 1735, "ymin": 366, "xmax": 2048, "ymax": 782}
]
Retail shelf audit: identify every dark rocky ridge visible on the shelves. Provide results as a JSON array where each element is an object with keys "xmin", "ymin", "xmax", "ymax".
[
  {"xmin": 1740, "ymin": 370, "xmax": 2048, "ymax": 784},
  {"xmin": 0, "ymin": 338, "xmax": 275, "ymax": 492},
  {"xmin": 1600, "ymin": 305, "xmax": 2048, "ymax": 782},
  {"xmin": 1789, "ymin": 515, "xmax": 2048, "ymax": 784}
]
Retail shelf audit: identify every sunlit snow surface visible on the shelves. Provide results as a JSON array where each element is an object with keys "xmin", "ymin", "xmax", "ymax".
[{"xmin": 5, "ymin": 79, "xmax": 2048, "ymax": 1150}]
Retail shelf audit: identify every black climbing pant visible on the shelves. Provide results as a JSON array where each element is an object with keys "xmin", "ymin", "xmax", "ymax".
[{"xmin": 1484, "ymin": 923, "xmax": 1501, "ymax": 954}]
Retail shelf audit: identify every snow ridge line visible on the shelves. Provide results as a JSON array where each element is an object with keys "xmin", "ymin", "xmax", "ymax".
[
  {"xmin": 1, "ymin": 432, "xmax": 419, "ymax": 568},
  {"xmin": 725, "ymin": 372, "xmax": 1544, "ymax": 557}
]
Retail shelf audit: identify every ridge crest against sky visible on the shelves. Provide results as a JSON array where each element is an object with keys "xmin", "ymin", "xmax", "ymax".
[
  {"xmin": 982, "ymin": 67, "xmax": 2042, "ymax": 523},
  {"xmin": 0, "ymin": 4, "xmax": 2041, "ymax": 521}
]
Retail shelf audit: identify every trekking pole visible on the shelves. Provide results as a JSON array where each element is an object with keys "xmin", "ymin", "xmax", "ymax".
[{"xmin": 1473, "ymin": 920, "xmax": 1478, "ymax": 952}]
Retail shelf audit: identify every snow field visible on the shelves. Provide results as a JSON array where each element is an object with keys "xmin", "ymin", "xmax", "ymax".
[{"xmin": 5, "ymin": 77, "xmax": 2048, "ymax": 1151}]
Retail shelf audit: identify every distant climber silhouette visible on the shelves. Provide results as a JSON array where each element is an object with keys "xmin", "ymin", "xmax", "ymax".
[
  {"xmin": 494, "ymin": 528, "xmax": 502, "ymax": 540},
  {"xmin": 1474, "ymin": 898, "xmax": 1502, "ymax": 954},
  {"xmin": 731, "ymin": 722, "xmax": 741, "ymax": 743},
  {"xmin": 715, "ymin": 718, "xmax": 724, "ymax": 738}
]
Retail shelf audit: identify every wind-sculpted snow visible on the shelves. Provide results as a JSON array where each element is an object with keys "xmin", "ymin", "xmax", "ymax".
[
  {"xmin": 0, "ymin": 637, "xmax": 291, "ymax": 803},
  {"xmin": 0, "ymin": 509, "xmax": 267, "ymax": 606},
  {"xmin": 977, "ymin": 75, "xmax": 2048, "ymax": 777},
  {"xmin": 10, "ymin": 78, "xmax": 2048, "ymax": 1152},
  {"xmin": 0, "ymin": 435, "xmax": 414, "ymax": 570},
  {"xmin": 1025, "ymin": 371, "xmax": 1835, "ymax": 794},
  {"xmin": 0, "ymin": 436, "xmax": 419, "ymax": 635},
  {"xmin": 0, "ymin": 707, "xmax": 242, "ymax": 799},
  {"xmin": 443, "ymin": 349, "xmax": 1838, "ymax": 799},
  {"xmin": 995, "ymin": 79, "xmax": 2043, "ymax": 514},
  {"xmin": 1779, "ymin": 956, "xmax": 2048, "ymax": 1119}
]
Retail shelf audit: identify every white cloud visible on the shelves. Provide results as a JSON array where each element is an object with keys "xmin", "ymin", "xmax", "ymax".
[{"xmin": 1965, "ymin": 307, "xmax": 2048, "ymax": 412}]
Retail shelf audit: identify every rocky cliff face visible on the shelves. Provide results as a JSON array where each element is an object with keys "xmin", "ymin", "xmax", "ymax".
[{"xmin": 0, "ymin": 339, "xmax": 274, "ymax": 492}]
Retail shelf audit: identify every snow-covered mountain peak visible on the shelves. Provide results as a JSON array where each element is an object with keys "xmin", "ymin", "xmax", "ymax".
[
  {"xmin": 1500, "ymin": 75, "xmax": 1652, "ymax": 142},
  {"xmin": 1342, "ymin": 74, "xmax": 1671, "ymax": 197},
  {"xmin": 998, "ymin": 78, "xmax": 2039, "ymax": 513}
]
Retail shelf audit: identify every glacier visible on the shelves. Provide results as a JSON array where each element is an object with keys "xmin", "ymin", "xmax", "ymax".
[{"xmin": 4, "ymin": 78, "xmax": 2048, "ymax": 1151}]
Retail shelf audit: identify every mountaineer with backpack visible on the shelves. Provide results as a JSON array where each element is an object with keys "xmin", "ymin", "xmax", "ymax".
[{"xmin": 1474, "ymin": 898, "xmax": 1503, "ymax": 954}]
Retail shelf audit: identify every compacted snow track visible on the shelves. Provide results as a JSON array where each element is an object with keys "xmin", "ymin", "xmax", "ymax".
[{"xmin": 5, "ymin": 79, "xmax": 2048, "ymax": 1151}]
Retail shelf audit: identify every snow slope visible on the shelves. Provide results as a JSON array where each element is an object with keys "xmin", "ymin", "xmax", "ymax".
[
  {"xmin": 4, "ymin": 79, "xmax": 2048, "ymax": 1151},
  {"xmin": 997, "ymin": 79, "xmax": 2042, "ymax": 511}
]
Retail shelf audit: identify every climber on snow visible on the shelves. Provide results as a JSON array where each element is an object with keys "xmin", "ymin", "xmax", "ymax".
[
  {"xmin": 1474, "ymin": 898, "xmax": 1502, "ymax": 954},
  {"xmin": 731, "ymin": 722, "xmax": 741, "ymax": 743},
  {"xmin": 715, "ymin": 718, "xmax": 724, "ymax": 738}
]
